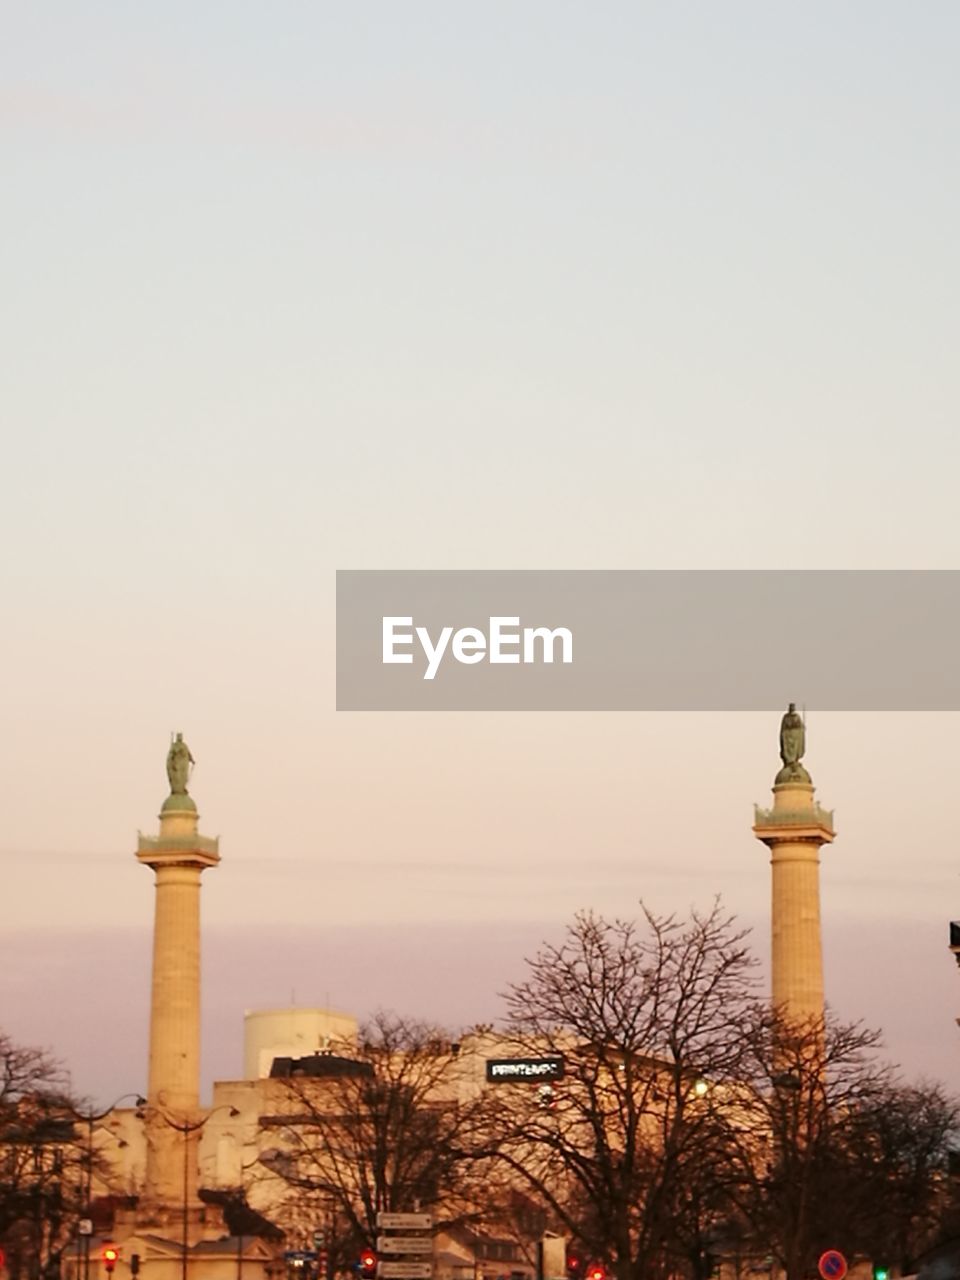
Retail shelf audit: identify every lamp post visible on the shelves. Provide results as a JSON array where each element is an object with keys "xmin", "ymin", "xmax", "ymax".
[
  {"xmin": 148, "ymin": 1105, "xmax": 240, "ymax": 1280},
  {"xmin": 72, "ymin": 1095, "xmax": 146, "ymax": 1280}
]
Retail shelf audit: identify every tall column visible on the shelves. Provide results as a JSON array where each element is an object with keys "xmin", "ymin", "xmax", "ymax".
[
  {"xmin": 136, "ymin": 735, "xmax": 219, "ymax": 1216},
  {"xmin": 753, "ymin": 705, "xmax": 834, "ymax": 1028}
]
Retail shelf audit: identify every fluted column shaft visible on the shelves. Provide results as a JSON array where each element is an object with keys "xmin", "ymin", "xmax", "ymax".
[
  {"xmin": 137, "ymin": 804, "xmax": 219, "ymax": 1213},
  {"xmin": 754, "ymin": 779, "xmax": 834, "ymax": 1030},
  {"xmin": 770, "ymin": 839, "xmax": 824, "ymax": 1022},
  {"xmin": 148, "ymin": 864, "xmax": 203, "ymax": 1111}
]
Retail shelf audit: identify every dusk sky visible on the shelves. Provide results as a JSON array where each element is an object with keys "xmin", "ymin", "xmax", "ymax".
[{"xmin": 2, "ymin": 3, "xmax": 960, "ymax": 1106}]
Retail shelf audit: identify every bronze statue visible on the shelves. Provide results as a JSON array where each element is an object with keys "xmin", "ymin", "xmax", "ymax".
[
  {"xmin": 779, "ymin": 702, "xmax": 805, "ymax": 767},
  {"xmin": 775, "ymin": 703, "xmax": 811, "ymax": 784},
  {"xmin": 166, "ymin": 732, "xmax": 195, "ymax": 795}
]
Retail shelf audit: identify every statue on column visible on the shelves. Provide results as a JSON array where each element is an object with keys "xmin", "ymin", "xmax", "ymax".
[
  {"xmin": 166, "ymin": 732, "xmax": 195, "ymax": 795},
  {"xmin": 776, "ymin": 703, "xmax": 811, "ymax": 784}
]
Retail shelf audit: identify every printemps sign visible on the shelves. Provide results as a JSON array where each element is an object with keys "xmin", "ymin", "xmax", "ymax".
[{"xmin": 485, "ymin": 1056, "xmax": 565, "ymax": 1083}]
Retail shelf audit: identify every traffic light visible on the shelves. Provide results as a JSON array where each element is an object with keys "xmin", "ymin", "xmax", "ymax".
[
  {"xmin": 131, "ymin": 1255, "xmax": 141, "ymax": 1276},
  {"xmin": 872, "ymin": 1267, "xmax": 889, "ymax": 1280},
  {"xmin": 585, "ymin": 1264, "xmax": 607, "ymax": 1280},
  {"xmin": 359, "ymin": 1248, "xmax": 377, "ymax": 1280},
  {"xmin": 566, "ymin": 1248, "xmax": 584, "ymax": 1280},
  {"xmin": 102, "ymin": 1246, "xmax": 120, "ymax": 1274}
]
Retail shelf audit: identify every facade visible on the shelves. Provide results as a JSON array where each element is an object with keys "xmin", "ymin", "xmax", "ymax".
[{"xmin": 84, "ymin": 1026, "xmax": 545, "ymax": 1280}]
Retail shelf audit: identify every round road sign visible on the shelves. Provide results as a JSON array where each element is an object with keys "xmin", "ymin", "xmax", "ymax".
[{"xmin": 818, "ymin": 1251, "xmax": 848, "ymax": 1280}]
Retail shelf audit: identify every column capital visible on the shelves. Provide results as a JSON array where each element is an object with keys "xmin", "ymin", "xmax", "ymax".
[{"xmin": 136, "ymin": 835, "xmax": 220, "ymax": 872}]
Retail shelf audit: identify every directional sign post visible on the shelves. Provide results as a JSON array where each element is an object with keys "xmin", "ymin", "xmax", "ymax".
[
  {"xmin": 376, "ymin": 1211, "xmax": 433, "ymax": 1280},
  {"xmin": 378, "ymin": 1240, "xmax": 432, "ymax": 1256},
  {"xmin": 818, "ymin": 1251, "xmax": 848, "ymax": 1280}
]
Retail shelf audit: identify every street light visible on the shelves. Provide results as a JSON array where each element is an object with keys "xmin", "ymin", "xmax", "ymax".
[
  {"xmin": 71, "ymin": 1095, "xmax": 146, "ymax": 1280},
  {"xmin": 146, "ymin": 1104, "xmax": 240, "ymax": 1280}
]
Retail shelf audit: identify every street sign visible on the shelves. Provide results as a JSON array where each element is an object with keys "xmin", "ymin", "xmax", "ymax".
[
  {"xmin": 377, "ymin": 1238, "xmax": 433, "ymax": 1255},
  {"xmin": 378, "ymin": 1265, "xmax": 433, "ymax": 1279},
  {"xmin": 376, "ymin": 1214, "xmax": 433, "ymax": 1230},
  {"xmin": 313, "ymin": 1232, "xmax": 325, "ymax": 1248},
  {"xmin": 78, "ymin": 1220, "xmax": 94, "ymax": 1237},
  {"xmin": 818, "ymin": 1251, "xmax": 848, "ymax": 1280}
]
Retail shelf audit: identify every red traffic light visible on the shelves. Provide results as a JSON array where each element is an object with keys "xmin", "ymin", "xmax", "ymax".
[
  {"xmin": 103, "ymin": 1246, "xmax": 120, "ymax": 1274},
  {"xmin": 360, "ymin": 1249, "xmax": 377, "ymax": 1279},
  {"xmin": 586, "ymin": 1265, "xmax": 607, "ymax": 1280}
]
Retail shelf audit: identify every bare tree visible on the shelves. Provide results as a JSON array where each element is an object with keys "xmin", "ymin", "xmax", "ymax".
[
  {"xmin": 826, "ymin": 1075, "xmax": 960, "ymax": 1274},
  {"xmin": 258, "ymin": 1013, "xmax": 491, "ymax": 1258},
  {"xmin": 491, "ymin": 901, "xmax": 761, "ymax": 1280},
  {"xmin": 0, "ymin": 1031, "xmax": 87, "ymax": 1280},
  {"xmin": 724, "ymin": 1012, "xmax": 960, "ymax": 1280}
]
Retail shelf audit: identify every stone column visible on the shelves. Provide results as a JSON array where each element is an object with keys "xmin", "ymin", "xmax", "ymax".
[
  {"xmin": 753, "ymin": 709, "xmax": 834, "ymax": 1028},
  {"xmin": 135, "ymin": 743, "xmax": 219, "ymax": 1220}
]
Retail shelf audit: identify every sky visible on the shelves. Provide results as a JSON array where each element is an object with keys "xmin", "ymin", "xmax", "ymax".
[{"xmin": 1, "ymin": 2, "xmax": 960, "ymax": 1107}]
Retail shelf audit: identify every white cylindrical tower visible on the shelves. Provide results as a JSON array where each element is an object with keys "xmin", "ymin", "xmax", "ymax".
[{"xmin": 243, "ymin": 1008, "xmax": 359, "ymax": 1079}]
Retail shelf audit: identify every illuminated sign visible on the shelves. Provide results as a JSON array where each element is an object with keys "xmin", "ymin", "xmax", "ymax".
[{"xmin": 485, "ymin": 1057, "xmax": 565, "ymax": 1083}]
